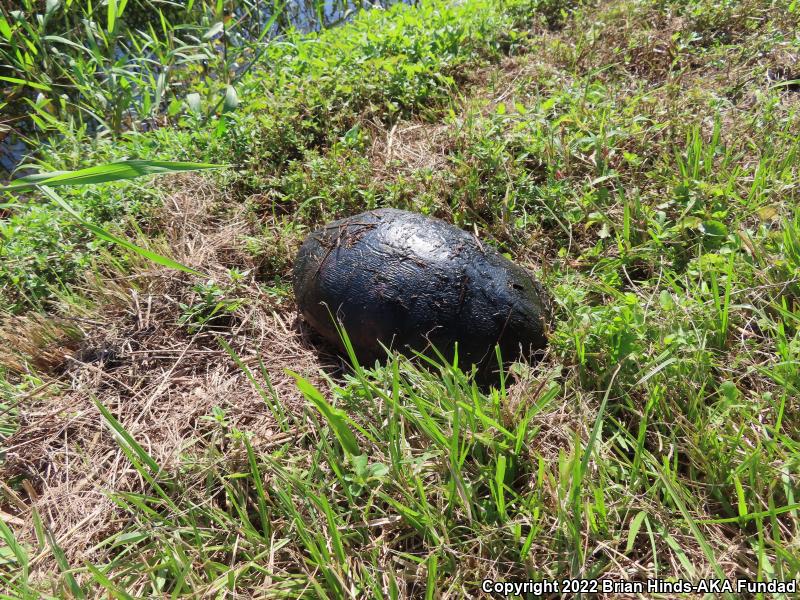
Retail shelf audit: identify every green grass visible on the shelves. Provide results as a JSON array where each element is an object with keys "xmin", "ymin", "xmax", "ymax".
[{"xmin": 2, "ymin": 0, "xmax": 800, "ymax": 596}]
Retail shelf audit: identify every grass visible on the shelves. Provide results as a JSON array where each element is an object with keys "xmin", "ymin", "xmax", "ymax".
[{"xmin": 1, "ymin": 0, "xmax": 800, "ymax": 597}]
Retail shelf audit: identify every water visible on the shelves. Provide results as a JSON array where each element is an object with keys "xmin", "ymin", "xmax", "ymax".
[{"xmin": 0, "ymin": 136, "xmax": 28, "ymax": 176}]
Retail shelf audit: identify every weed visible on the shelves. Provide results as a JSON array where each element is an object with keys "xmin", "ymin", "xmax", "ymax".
[{"xmin": 178, "ymin": 277, "xmax": 246, "ymax": 333}]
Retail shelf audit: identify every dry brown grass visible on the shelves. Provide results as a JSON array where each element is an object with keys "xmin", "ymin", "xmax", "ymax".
[
  {"xmin": 369, "ymin": 120, "xmax": 454, "ymax": 178},
  {"xmin": 0, "ymin": 174, "xmax": 340, "ymax": 574}
]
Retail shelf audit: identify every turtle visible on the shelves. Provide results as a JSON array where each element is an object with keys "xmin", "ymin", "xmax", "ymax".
[{"xmin": 293, "ymin": 208, "xmax": 550, "ymax": 372}]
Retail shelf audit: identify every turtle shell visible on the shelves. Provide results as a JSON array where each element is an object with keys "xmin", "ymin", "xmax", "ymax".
[{"xmin": 293, "ymin": 208, "xmax": 550, "ymax": 370}]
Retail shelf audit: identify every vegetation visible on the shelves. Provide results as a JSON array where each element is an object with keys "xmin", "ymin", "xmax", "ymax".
[{"xmin": 1, "ymin": 0, "xmax": 799, "ymax": 596}]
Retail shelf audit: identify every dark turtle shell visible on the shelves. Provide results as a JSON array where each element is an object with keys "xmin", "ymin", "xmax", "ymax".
[{"xmin": 293, "ymin": 208, "xmax": 550, "ymax": 370}]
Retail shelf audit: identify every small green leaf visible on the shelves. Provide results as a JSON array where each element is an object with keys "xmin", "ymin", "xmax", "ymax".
[
  {"xmin": 369, "ymin": 462, "xmax": 389, "ymax": 478},
  {"xmin": 203, "ymin": 21, "xmax": 224, "ymax": 40},
  {"xmin": 222, "ymin": 85, "xmax": 239, "ymax": 112},
  {"xmin": 700, "ymin": 219, "xmax": 729, "ymax": 250},
  {"xmin": 0, "ymin": 517, "xmax": 28, "ymax": 575},
  {"xmin": 701, "ymin": 219, "xmax": 728, "ymax": 239},
  {"xmin": 659, "ymin": 290, "xmax": 674, "ymax": 310},
  {"xmin": 719, "ymin": 380, "xmax": 739, "ymax": 403},
  {"xmin": 186, "ymin": 92, "xmax": 202, "ymax": 114},
  {"xmin": 85, "ymin": 563, "xmax": 134, "ymax": 600},
  {"xmin": 351, "ymin": 453, "xmax": 368, "ymax": 476}
]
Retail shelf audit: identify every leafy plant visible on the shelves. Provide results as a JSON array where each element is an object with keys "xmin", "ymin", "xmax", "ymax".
[{"xmin": 178, "ymin": 279, "xmax": 244, "ymax": 333}]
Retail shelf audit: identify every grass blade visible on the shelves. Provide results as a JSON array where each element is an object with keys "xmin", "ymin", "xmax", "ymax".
[
  {"xmin": 0, "ymin": 75, "xmax": 52, "ymax": 91},
  {"xmin": 94, "ymin": 398, "xmax": 161, "ymax": 475},
  {"xmin": 287, "ymin": 370, "xmax": 361, "ymax": 457},
  {"xmin": 573, "ymin": 364, "xmax": 622, "ymax": 502},
  {"xmin": 1, "ymin": 160, "xmax": 225, "ymax": 192},
  {"xmin": 45, "ymin": 526, "xmax": 85, "ymax": 599},
  {"xmin": 653, "ymin": 462, "xmax": 734, "ymax": 598},
  {"xmin": 0, "ymin": 516, "xmax": 29, "ymax": 589},
  {"xmin": 39, "ymin": 186, "xmax": 204, "ymax": 276}
]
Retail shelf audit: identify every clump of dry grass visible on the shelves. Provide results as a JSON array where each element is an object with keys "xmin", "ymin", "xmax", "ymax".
[
  {"xmin": 0, "ymin": 314, "xmax": 82, "ymax": 375},
  {"xmin": 369, "ymin": 120, "xmax": 454, "ymax": 178},
  {"xmin": 0, "ymin": 175, "xmax": 337, "ymax": 573}
]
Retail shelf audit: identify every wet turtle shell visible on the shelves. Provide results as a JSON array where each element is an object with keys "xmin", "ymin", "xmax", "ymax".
[{"xmin": 293, "ymin": 208, "xmax": 550, "ymax": 370}]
